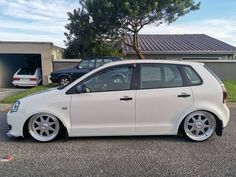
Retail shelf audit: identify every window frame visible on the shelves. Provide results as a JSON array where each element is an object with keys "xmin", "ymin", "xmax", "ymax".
[
  {"xmin": 66, "ymin": 64, "xmax": 138, "ymax": 94},
  {"xmin": 77, "ymin": 59, "xmax": 96, "ymax": 69},
  {"xmin": 137, "ymin": 63, "xmax": 189, "ymax": 90}
]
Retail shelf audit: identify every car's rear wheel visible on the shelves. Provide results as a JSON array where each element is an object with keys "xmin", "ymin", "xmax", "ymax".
[
  {"xmin": 183, "ymin": 111, "xmax": 216, "ymax": 141},
  {"xmin": 28, "ymin": 113, "xmax": 60, "ymax": 142},
  {"xmin": 59, "ymin": 76, "xmax": 71, "ymax": 86}
]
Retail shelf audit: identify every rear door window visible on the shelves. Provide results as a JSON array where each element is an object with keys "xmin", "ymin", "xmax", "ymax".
[
  {"xmin": 96, "ymin": 59, "xmax": 104, "ymax": 67},
  {"xmin": 140, "ymin": 64, "xmax": 183, "ymax": 89}
]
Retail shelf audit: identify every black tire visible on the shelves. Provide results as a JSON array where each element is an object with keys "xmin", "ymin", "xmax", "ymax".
[{"xmin": 59, "ymin": 76, "xmax": 71, "ymax": 86}]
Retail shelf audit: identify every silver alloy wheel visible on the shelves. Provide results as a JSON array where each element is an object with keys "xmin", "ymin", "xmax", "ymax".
[
  {"xmin": 28, "ymin": 113, "xmax": 60, "ymax": 142},
  {"xmin": 183, "ymin": 111, "xmax": 216, "ymax": 141},
  {"xmin": 60, "ymin": 77, "xmax": 70, "ymax": 86}
]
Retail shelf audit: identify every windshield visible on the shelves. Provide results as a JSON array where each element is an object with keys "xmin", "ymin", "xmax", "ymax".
[
  {"xmin": 78, "ymin": 59, "xmax": 95, "ymax": 69},
  {"xmin": 18, "ymin": 68, "xmax": 36, "ymax": 75}
]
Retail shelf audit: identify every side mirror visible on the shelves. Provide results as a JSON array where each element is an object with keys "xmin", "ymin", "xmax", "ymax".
[
  {"xmin": 75, "ymin": 64, "xmax": 81, "ymax": 69},
  {"xmin": 75, "ymin": 85, "xmax": 91, "ymax": 93}
]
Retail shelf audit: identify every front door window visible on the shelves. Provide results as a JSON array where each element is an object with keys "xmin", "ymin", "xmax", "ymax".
[{"xmin": 81, "ymin": 65, "xmax": 134, "ymax": 92}]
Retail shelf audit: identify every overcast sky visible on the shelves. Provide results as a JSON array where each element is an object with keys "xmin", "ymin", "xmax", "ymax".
[{"xmin": 0, "ymin": 0, "xmax": 235, "ymax": 48}]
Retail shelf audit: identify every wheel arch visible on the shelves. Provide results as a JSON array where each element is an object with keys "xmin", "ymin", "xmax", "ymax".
[
  {"xmin": 23, "ymin": 112, "xmax": 69, "ymax": 139},
  {"xmin": 177, "ymin": 109, "xmax": 223, "ymax": 136},
  {"xmin": 58, "ymin": 74, "xmax": 72, "ymax": 82}
]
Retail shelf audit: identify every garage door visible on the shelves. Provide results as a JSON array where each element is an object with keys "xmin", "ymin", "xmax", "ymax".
[{"xmin": 0, "ymin": 54, "xmax": 41, "ymax": 88}]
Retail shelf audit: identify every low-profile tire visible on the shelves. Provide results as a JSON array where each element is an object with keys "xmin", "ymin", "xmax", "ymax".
[
  {"xmin": 183, "ymin": 111, "xmax": 216, "ymax": 142},
  {"xmin": 59, "ymin": 76, "xmax": 71, "ymax": 86},
  {"xmin": 28, "ymin": 113, "xmax": 60, "ymax": 142}
]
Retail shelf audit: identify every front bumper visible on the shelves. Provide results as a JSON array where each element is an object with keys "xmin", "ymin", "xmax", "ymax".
[{"xmin": 7, "ymin": 111, "xmax": 26, "ymax": 138}]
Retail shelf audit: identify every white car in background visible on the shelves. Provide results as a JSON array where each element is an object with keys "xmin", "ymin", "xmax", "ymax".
[
  {"xmin": 12, "ymin": 67, "xmax": 42, "ymax": 87},
  {"xmin": 7, "ymin": 60, "xmax": 230, "ymax": 142}
]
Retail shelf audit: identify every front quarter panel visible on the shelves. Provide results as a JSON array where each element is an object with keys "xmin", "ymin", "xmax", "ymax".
[{"xmin": 7, "ymin": 89, "xmax": 72, "ymax": 137}]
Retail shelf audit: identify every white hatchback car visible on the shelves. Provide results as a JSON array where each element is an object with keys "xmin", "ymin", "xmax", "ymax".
[
  {"xmin": 12, "ymin": 67, "xmax": 42, "ymax": 87},
  {"xmin": 7, "ymin": 60, "xmax": 230, "ymax": 142}
]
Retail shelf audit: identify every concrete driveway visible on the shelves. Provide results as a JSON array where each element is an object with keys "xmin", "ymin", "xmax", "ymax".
[
  {"xmin": 0, "ymin": 88, "xmax": 26, "ymax": 101},
  {"xmin": 0, "ymin": 107, "xmax": 235, "ymax": 177}
]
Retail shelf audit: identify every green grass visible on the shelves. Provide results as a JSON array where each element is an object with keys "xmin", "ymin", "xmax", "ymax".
[
  {"xmin": 0, "ymin": 85, "xmax": 56, "ymax": 104},
  {"xmin": 223, "ymin": 80, "xmax": 236, "ymax": 102},
  {"xmin": 1, "ymin": 81, "xmax": 235, "ymax": 104}
]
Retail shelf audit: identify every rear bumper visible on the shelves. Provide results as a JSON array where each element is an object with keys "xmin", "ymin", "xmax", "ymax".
[
  {"xmin": 12, "ymin": 81, "xmax": 39, "ymax": 87},
  {"xmin": 215, "ymin": 104, "xmax": 230, "ymax": 136}
]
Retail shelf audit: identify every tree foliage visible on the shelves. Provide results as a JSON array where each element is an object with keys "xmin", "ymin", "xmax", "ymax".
[
  {"xmin": 65, "ymin": 0, "xmax": 200, "ymax": 59},
  {"xmin": 64, "ymin": 8, "xmax": 121, "ymax": 58},
  {"xmin": 83, "ymin": 0, "xmax": 200, "ymax": 59}
]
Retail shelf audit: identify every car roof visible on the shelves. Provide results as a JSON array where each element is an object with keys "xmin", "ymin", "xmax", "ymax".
[
  {"xmin": 103, "ymin": 59, "xmax": 203, "ymax": 67},
  {"xmin": 83, "ymin": 56, "xmax": 122, "ymax": 60}
]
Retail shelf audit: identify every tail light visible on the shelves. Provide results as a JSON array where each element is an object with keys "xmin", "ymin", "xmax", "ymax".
[
  {"xmin": 222, "ymin": 85, "xmax": 227, "ymax": 103},
  {"xmin": 13, "ymin": 77, "xmax": 20, "ymax": 81},
  {"xmin": 29, "ymin": 78, "xmax": 37, "ymax": 81}
]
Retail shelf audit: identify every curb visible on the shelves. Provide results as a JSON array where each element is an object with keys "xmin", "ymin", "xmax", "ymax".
[{"xmin": 0, "ymin": 104, "xmax": 12, "ymax": 112}]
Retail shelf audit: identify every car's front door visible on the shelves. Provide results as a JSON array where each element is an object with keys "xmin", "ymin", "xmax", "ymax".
[
  {"xmin": 135, "ymin": 64, "xmax": 193, "ymax": 134},
  {"xmin": 70, "ymin": 64, "xmax": 136, "ymax": 136}
]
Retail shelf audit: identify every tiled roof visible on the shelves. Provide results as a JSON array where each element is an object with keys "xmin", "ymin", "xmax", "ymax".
[{"xmin": 124, "ymin": 34, "xmax": 236, "ymax": 54}]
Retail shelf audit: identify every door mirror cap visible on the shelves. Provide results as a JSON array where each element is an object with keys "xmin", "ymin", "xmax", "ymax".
[{"xmin": 75, "ymin": 85, "xmax": 91, "ymax": 93}]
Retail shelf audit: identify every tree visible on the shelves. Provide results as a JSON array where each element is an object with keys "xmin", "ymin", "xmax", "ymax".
[
  {"xmin": 64, "ymin": 8, "xmax": 122, "ymax": 58},
  {"xmin": 83, "ymin": 0, "xmax": 200, "ymax": 59}
]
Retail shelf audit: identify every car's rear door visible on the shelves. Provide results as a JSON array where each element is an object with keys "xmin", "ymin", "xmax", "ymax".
[{"xmin": 135, "ymin": 63, "xmax": 193, "ymax": 134}]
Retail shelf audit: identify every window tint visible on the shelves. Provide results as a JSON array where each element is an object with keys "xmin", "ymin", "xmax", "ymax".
[
  {"xmin": 183, "ymin": 66, "xmax": 202, "ymax": 85},
  {"xmin": 79, "ymin": 59, "xmax": 95, "ymax": 69},
  {"xmin": 96, "ymin": 59, "xmax": 104, "ymax": 67},
  {"xmin": 103, "ymin": 59, "xmax": 111, "ymax": 64},
  {"xmin": 18, "ymin": 68, "xmax": 36, "ymax": 75},
  {"xmin": 81, "ymin": 65, "xmax": 133, "ymax": 92},
  {"xmin": 140, "ymin": 64, "xmax": 183, "ymax": 89}
]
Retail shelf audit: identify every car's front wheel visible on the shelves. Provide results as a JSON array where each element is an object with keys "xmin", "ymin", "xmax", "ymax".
[
  {"xmin": 183, "ymin": 111, "xmax": 216, "ymax": 141},
  {"xmin": 28, "ymin": 113, "xmax": 60, "ymax": 142},
  {"xmin": 59, "ymin": 76, "xmax": 71, "ymax": 86}
]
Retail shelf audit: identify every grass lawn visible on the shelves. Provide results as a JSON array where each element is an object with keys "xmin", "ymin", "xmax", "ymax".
[
  {"xmin": 223, "ymin": 80, "xmax": 236, "ymax": 102},
  {"xmin": 0, "ymin": 81, "xmax": 235, "ymax": 104},
  {"xmin": 0, "ymin": 85, "xmax": 56, "ymax": 104}
]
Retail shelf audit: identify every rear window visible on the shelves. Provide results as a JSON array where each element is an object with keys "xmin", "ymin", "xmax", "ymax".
[
  {"xmin": 18, "ymin": 68, "xmax": 36, "ymax": 75},
  {"xmin": 183, "ymin": 66, "xmax": 202, "ymax": 85}
]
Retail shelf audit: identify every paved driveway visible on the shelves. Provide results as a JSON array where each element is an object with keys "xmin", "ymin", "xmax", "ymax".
[
  {"xmin": 0, "ymin": 108, "xmax": 235, "ymax": 177},
  {"xmin": 0, "ymin": 88, "xmax": 26, "ymax": 101}
]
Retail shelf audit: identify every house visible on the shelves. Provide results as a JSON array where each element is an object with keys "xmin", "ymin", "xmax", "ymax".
[
  {"xmin": 124, "ymin": 34, "xmax": 236, "ymax": 60},
  {"xmin": 0, "ymin": 41, "xmax": 63, "ymax": 88}
]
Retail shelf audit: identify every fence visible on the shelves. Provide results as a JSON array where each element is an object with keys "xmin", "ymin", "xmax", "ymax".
[
  {"xmin": 52, "ymin": 59, "xmax": 236, "ymax": 80},
  {"xmin": 53, "ymin": 59, "xmax": 81, "ymax": 71}
]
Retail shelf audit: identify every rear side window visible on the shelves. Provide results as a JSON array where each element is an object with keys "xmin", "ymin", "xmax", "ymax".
[
  {"xmin": 140, "ymin": 64, "xmax": 183, "ymax": 89},
  {"xmin": 183, "ymin": 66, "xmax": 202, "ymax": 85}
]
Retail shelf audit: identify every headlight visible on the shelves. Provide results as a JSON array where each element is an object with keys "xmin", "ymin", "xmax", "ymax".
[{"xmin": 11, "ymin": 101, "xmax": 20, "ymax": 113}]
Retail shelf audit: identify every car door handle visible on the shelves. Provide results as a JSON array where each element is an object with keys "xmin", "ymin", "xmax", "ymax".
[
  {"xmin": 120, "ymin": 96, "xmax": 133, "ymax": 101},
  {"xmin": 178, "ymin": 93, "xmax": 191, "ymax": 98}
]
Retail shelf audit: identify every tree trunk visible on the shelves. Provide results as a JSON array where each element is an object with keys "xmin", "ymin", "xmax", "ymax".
[{"xmin": 133, "ymin": 33, "xmax": 144, "ymax": 59}]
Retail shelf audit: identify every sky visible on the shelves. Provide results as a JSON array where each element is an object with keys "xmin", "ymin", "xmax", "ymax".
[{"xmin": 0, "ymin": 0, "xmax": 236, "ymax": 48}]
